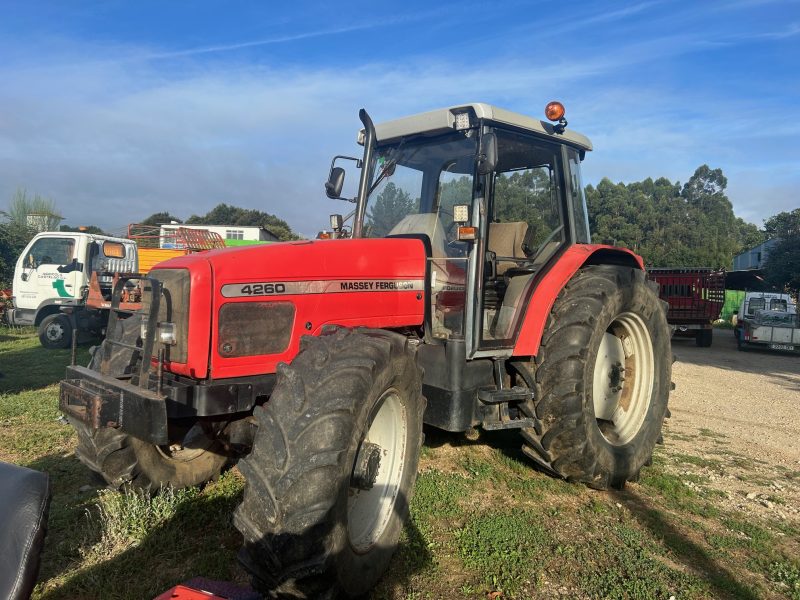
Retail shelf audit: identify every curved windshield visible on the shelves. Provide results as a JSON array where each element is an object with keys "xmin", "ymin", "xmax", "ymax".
[{"xmin": 364, "ymin": 131, "xmax": 477, "ymax": 259}]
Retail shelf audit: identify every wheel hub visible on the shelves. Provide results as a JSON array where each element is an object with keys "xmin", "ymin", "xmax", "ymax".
[
  {"xmin": 351, "ymin": 441, "xmax": 382, "ymax": 490},
  {"xmin": 157, "ymin": 423, "xmax": 214, "ymax": 462},
  {"xmin": 347, "ymin": 390, "xmax": 407, "ymax": 554},
  {"xmin": 47, "ymin": 322, "xmax": 64, "ymax": 340}
]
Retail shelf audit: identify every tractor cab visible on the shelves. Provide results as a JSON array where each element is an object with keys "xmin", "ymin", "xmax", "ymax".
[{"xmin": 326, "ymin": 102, "xmax": 593, "ymax": 356}]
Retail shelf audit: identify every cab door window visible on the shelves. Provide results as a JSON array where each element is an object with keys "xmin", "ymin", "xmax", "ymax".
[{"xmin": 482, "ymin": 130, "xmax": 566, "ymax": 344}]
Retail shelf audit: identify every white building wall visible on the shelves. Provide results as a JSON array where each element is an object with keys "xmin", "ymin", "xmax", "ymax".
[{"xmin": 159, "ymin": 224, "xmax": 263, "ymax": 247}]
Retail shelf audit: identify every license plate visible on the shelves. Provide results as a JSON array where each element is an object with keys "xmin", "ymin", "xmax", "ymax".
[{"xmin": 769, "ymin": 344, "xmax": 794, "ymax": 351}]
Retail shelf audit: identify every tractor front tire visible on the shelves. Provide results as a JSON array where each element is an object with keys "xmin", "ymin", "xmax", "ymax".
[
  {"xmin": 518, "ymin": 265, "xmax": 671, "ymax": 490},
  {"xmin": 70, "ymin": 416, "xmax": 228, "ymax": 492},
  {"xmin": 68, "ymin": 313, "xmax": 228, "ymax": 492},
  {"xmin": 234, "ymin": 328, "xmax": 424, "ymax": 599}
]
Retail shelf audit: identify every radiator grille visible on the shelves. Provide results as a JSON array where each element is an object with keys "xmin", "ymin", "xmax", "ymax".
[{"xmin": 218, "ymin": 302, "xmax": 295, "ymax": 357}]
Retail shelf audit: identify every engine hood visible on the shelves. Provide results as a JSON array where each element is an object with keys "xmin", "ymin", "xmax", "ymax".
[
  {"xmin": 154, "ymin": 237, "xmax": 427, "ymax": 281},
  {"xmin": 152, "ymin": 237, "xmax": 428, "ymax": 380}
]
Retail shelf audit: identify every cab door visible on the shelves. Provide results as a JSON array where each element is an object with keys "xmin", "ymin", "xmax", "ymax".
[
  {"xmin": 477, "ymin": 129, "xmax": 569, "ymax": 349},
  {"xmin": 15, "ymin": 235, "xmax": 83, "ymax": 315}
]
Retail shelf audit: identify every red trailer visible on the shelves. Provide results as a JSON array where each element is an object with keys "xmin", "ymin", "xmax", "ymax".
[{"xmin": 648, "ymin": 268, "xmax": 725, "ymax": 347}]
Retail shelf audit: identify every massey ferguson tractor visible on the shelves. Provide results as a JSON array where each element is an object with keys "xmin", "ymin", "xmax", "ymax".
[{"xmin": 59, "ymin": 102, "xmax": 671, "ymax": 598}]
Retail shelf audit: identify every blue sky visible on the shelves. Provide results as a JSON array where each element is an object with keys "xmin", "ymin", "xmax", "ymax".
[{"xmin": 0, "ymin": 0, "xmax": 798, "ymax": 238}]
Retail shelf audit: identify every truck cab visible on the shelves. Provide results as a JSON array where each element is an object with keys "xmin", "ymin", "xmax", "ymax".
[{"xmin": 9, "ymin": 232, "xmax": 138, "ymax": 346}]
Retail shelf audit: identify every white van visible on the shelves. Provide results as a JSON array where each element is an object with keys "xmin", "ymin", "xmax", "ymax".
[
  {"xmin": 7, "ymin": 232, "xmax": 138, "ymax": 347},
  {"xmin": 734, "ymin": 291, "xmax": 799, "ymax": 353}
]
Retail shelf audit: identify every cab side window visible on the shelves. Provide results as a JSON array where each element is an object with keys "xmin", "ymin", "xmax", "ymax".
[{"xmin": 27, "ymin": 238, "xmax": 75, "ymax": 267}]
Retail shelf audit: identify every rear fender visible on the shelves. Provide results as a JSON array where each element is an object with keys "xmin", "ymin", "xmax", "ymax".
[{"xmin": 512, "ymin": 245, "xmax": 644, "ymax": 357}]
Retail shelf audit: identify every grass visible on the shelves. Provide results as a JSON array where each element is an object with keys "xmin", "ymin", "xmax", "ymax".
[{"xmin": 2, "ymin": 327, "xmax": 800, "ymax": 599}]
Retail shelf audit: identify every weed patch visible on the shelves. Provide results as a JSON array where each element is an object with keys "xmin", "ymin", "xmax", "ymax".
[{"xmin": 454, "ymin": 511, "xmax": 548, "ymax": 597}]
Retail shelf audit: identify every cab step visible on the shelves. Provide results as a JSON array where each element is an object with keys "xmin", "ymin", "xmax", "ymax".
[{"xmin": 478, "ymin": 386, "xmax": 541, "ymax": 431}]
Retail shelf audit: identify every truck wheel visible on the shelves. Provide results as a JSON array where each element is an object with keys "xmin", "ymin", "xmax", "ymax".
[
  {"xmin": 69, "ymin": 315, "xmax": 228, "ymax": 492},
  {"xmin": 234, "ymin": 328, "xmax": 424, "ymax": 598},
  {"xmin": 517, "ymin": 265, "xmax": 671, "ymax": 490},
  {"xmin": 696, "ymin": 329, "xmax": 713, "ymax": 347},
  {"xmin": 39, "ymin": 313, "xmax": 72, "ymax": 349}
]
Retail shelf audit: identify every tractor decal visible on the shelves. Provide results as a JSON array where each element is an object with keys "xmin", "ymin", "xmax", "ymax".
[{"xmin": 221, "ymin": 278, "xmax": 424, "ymax": 298}]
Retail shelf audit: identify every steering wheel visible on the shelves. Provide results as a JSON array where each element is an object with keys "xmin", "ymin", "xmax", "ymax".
[
  {"xmin": 532, "ymin": 225, "xmax": 564, "ymax": 257},
  {"xmin": 504, "ymin": 226, "xmax": 565, "ymax": 279}
]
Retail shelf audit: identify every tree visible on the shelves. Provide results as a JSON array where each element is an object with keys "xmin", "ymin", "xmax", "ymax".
[
  {"xmin": 140, "ymin": 212, "xmax": 182, "ymax": 226},
  {"xmin": 60, "ymin": 224, "xmax": 107, "ymax": 235},
  {"xmin": 4, "ymin": 188, "xmax": 62, "ymax": 232},
  {"xmin": 764, "ymin": 208, "xmax": 800, "ymax": 239},
  {"xmin": 586, "ymin": 166, "xmax": 759, "ymax": 269},
  {"xmin": 763, "ymin": 209, "xmax": 800, "ymax": 298},
  {"xmin": 365, "ymin": 183, "xmax": 416, "ymax": 237},
  {"xmin": 0, "ymin": 219, "xmax": 32, "ymax": 288},
  {"xmin": 186, "ymin": 203, "xmax": 298, "ymax": 241},
  {"xmin": 0, "ymin": 189, "xmax": 55, "ymax": 286}
]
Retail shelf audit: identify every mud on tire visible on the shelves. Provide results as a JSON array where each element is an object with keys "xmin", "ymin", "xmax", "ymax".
[
  {"xmin": 516, "ymin": 265, "xmax": 671, "ymax": 490},
  {"xmin": 234, "ymin": 327, "xmax": 425, "ymax": 599}
]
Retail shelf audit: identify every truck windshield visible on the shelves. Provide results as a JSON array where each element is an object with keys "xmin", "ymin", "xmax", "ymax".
[{"xmin": 364, "ymin": 131, "xmax": 477, "ymax": 256}]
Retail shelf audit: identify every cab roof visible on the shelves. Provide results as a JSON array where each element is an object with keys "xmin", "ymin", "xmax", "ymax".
[{"xmin": 373, "ymin": 102, "xmax": 592, "ymax": 151}]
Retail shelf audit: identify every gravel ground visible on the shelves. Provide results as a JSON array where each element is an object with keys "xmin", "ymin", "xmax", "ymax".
[{"xmin": 664, "ymin": 327, "xmax": 800, "ymax": 521}]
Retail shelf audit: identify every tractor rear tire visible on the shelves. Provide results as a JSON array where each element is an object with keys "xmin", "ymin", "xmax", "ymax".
[
  {"xmin": 69, "ymin": 313, "xmax": 228, "ymax": 492},
  {"xmin": 517, "ymin": 265, "xmax": 671, "ymax": 490},
  {"xmin": 234, "ymin": 328, "xmax": 424, "ymax": 599},
  {"xmin": 39, "ymin": 313, "xmax": 72, "ymax": 349}
]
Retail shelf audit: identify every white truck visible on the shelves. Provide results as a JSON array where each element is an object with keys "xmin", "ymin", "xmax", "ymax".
[
  {"xmin": 7, "ymin": 232, "xmax": 138, "ymax": 348},
  {"xmin": 734, "ymin": 291, "xmax": 799, "ymax": 353}
]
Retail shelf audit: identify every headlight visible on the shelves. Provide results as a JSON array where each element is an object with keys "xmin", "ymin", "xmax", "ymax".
[{"xmin": 157, "ymin": 321, "xmax": 177, "ymax": 345}]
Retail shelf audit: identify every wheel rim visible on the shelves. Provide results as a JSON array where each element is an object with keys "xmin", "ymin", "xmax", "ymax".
[
  {"xmin": 46, "ymin": 321, "xmax": 64, "ymax": 341},
  {"xmin": 156, "ymin": 423, "xmax": 215, "ymax": 462},
  {"xmin": 592, "ymin": 312, "xmax": 655, "ymax": 446},
  {"xmin": 347, "ymin": 389, "xmax": 407, "ymax": 553}
]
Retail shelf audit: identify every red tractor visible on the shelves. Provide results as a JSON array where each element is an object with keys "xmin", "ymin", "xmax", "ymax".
[{"xmin": 59, "ymin": 102, "xmax": 671, "ymax": 598}]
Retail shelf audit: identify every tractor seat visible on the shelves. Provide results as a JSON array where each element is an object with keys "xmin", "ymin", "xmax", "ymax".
[
  {"xmin": 487, "ymin": 222, "xmax": 528, "ymax": 275},
  {"xmin": 388, "ymin": 213, "xmax": 448, "ymax": 259},
  {"xmin": 0, "ymin": 461, "xmax": 51, "ymax": 600}
]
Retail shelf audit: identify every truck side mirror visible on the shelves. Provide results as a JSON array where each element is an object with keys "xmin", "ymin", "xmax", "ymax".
[
  {"xmin": 476, "ymin": 132, "xmax": 497, "ymax": 175},
  {"xmin": 325, "ymin": 167, "xmax": 345, "ymax": 199}
]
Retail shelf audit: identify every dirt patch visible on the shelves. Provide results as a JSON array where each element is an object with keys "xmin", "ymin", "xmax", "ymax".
[{"xmin": 664, "ymin": 328, "xmax": 800, "ymax": 525}]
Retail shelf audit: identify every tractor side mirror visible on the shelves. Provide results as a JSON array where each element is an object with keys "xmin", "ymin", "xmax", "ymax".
[
  {"xmin": 476, "ymin": 132, "xmax": 497, "ymax": 175},
  {"xmin": 325, "ymin": 167, "xmax": 345, "ymax": 199}
]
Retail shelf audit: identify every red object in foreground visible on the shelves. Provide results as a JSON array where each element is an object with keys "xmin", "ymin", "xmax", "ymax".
[{"xmin": 153, "ymin": 585, "xmax": 228, "ymax": 600}]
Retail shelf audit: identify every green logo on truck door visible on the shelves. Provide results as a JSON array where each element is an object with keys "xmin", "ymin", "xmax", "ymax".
[{"xmin": 52, "ymin": 279, "xmax": 72, "ymax": 298}]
